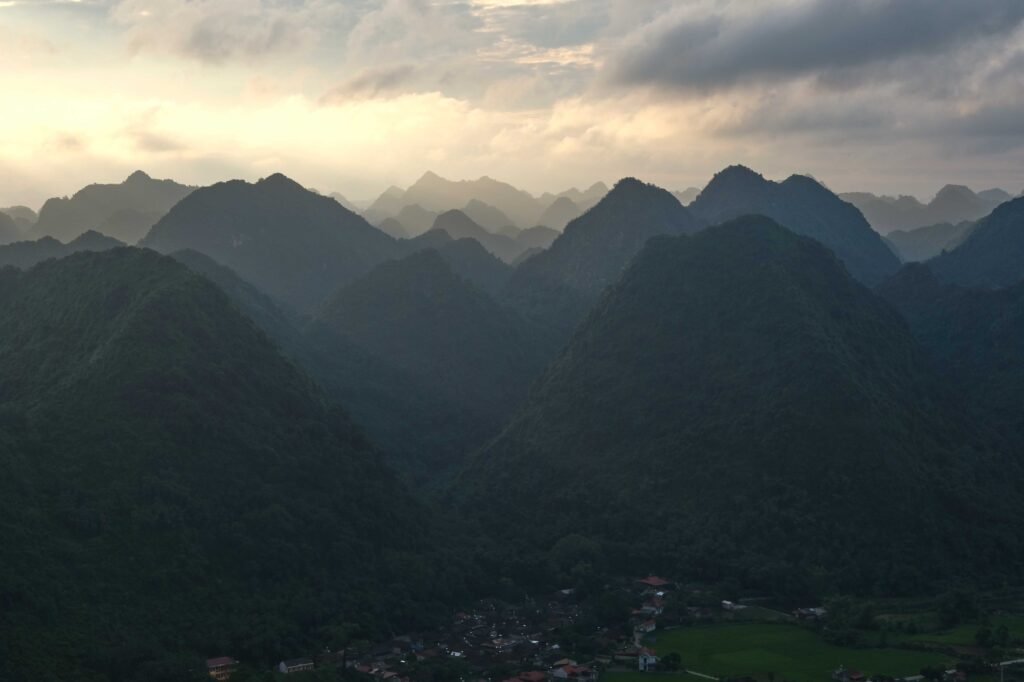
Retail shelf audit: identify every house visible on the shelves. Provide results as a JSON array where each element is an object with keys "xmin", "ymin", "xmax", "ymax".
[
  {"xmin": 206, "ymin": 657, "xmax": 238, "ymax": 681},
  {"xmin": 518, "ymin": 671, "xmax": 547, "ymax": 682},
  {"xmin": 638, "ymin": 648, "xmax": 658, "ymax": 672},
  {"xmin": 635, "ymin": 620, "xmax": 657, "ymax": 635},
  {"xmin": 794, "ymin": 607, "xmax": 827, "ymax": 621},
  {"xmin": 832, "ymin": 666, "xmax": 865, "ymax": 682},
  {"xmin": 552, "ymin": 663, "xmax": 598, "ymax": 682},
  {"xmin": 279, "ymin": 658, "xmax": 315, "ymax": 674},
  {"xmin": 636, "ymin": 576, "xmax": 673, "ymax": 589}
]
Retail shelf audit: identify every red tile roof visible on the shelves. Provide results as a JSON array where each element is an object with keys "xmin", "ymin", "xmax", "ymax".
[
  {"xmin": 637, "ymin": 576, "xmax": 671, "ymax": 587},
  {"xmin": 206, "ymin": 657, "xmax": 237, "ymax": 669}
]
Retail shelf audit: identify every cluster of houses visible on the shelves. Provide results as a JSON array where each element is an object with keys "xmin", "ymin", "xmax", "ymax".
[{"xmin": 204, "ymin": 576, "xmax": 685, "ymax": 680}]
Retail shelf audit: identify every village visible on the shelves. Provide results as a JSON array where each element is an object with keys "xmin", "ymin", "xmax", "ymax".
[
  {"xmin": 204, "ymin": 575, "xmax": 685, "ymax": 681},
  {"xmin": 203, "ymin": 579, "xmax": 1024, "ymax": 682}
]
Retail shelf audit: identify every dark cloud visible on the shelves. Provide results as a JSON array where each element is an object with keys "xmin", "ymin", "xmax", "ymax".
[
  {"xmin": 608, "ymin": 0, "xmax": 1024, "ymax": 91},
  {"xmin": 320, "ymin": 64, "xmax": 419, "ymax": 102}
]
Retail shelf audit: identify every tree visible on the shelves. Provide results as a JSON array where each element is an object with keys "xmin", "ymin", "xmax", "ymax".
[{"xmin": 661, "ymin": 653, "xmax": 682, "ymax": 672}]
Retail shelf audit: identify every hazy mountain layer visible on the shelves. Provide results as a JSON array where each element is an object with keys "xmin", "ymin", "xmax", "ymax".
[
  {"xmin": 505, "ymin": 177, "xmax": 701, "ymax": 338},
  {"xmin": 691, "ymin": 165, "xmax": 900, "ymax": 285},
  {"xmin": 141, "ymin": 173, "xmax": 401, "ymax": 311},
  {"xmin": 842, "ymin": 185, "xmax": 1008, "ymax": 234},
  {"xmin": 32, "ymin": 170, "xmax": 194, "ymax": 243},
  {"xmin": 929, "ymin": 196, "xmax": 1024, "ymax": 288}
]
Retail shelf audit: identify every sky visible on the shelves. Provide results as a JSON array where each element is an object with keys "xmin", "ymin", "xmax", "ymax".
[{"xmin": 1, "ymin": 0, "xmax": 1023, "ymax": 208}]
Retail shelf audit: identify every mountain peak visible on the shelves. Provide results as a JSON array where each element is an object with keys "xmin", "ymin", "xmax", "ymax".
[
  {"xmin": 257, "ymin": 172, "xmax": 305, "ymax": 192},
  {"xmin": 124, "ymin": 170, "xmax": 152, "ymax": 184},
  {"xmin": 706, "ymin": 164, "xmax": 767, "ymax": 190}
]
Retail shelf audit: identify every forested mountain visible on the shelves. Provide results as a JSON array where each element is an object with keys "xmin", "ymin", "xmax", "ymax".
[
  {"xmin": 0, "ymin": 248, "xmax": 475, "ymax": 681},
  {"xmin": 690, "ymin": 165, "xmax": 900, "ymax": 285},
  {"xmin": 460, "ymin": 217, "xmax": 1023, "ymax": 596},
  {"xmin": 885, "ymin": 221, "xmax": 976, "ymax": 262},
  {"xmin": 0, "ymin": 231, "xmax": 124, "ymax": 269},
  {"xmin": 431, "ymin": 209, "xmax": 524, "ymax": 262},
  {"xmin": 505, "ymin": 177, "xmax": 701, "ymax": 338},
  {"xmin": 841, "ymin": 185, "xmax": 1009, "ymax": 234},
  {"xmin": 879, "ymin": 264, "xmax": 1024, "ymax": 450},
  {"xmin": 0, "ymin": 212, "xmax": 20, "ymax": 245},
  {"xmin": 141, "ymin": 173, "xmax": 400, "ymax": 311},
  {"xmin": 313, "ymin": 250, "xmax": 551, "ymax": 479},
  {"xmin": 404, "ymin": 232, "xmax": 512, "ymax": 295},
  {"xmin": 32, "ymin": 171, "xmax": 194, "ymax": 243},
  {"xmin": 929, "ymin": 196, "xmax": 1024, "ymax": 288}
]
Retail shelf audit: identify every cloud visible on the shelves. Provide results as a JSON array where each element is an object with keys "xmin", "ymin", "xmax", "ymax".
[
  {"xmin": 320, "ymin": 64, "xmax": 419, "ymax": 102},
  {"xmin": 607, "ymin": 0, "xmax": 1024, "ymax": 92},
  {"xmin": 110, "ymin": 0, "xmax": 346, "ymax": 64}
]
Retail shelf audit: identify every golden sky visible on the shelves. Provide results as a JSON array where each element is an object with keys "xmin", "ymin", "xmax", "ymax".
[{"xmin": 2, "ymin": 0, "xmax": 1023, "ymax": 207}]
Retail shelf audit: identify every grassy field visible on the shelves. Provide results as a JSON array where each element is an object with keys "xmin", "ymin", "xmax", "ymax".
[
  {"xmin": 625, "ymin": 623, "xmax": 954, "ymax": 682},
  {"xmin": 903, "ymin": 615, "xmax": 1024, "ymax": 647}
]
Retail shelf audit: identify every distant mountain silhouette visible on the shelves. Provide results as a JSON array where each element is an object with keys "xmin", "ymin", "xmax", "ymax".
[
  {"xmin": 141, "ymin": 173, "xmax": 400, "ymax": 311},
  {"xmin": 365, "ymin": 185, "xmax": 407, "ymax": 223},
  {"xmin": 0, "ymin": 230, "xmax": 124, "ymax": 269},
  {"xmin": 329, "ymin": 191, "xmax": 360, "ymax": 212},
  {"xmin": 842, "ymin": 185, "xmax": 1009, "ymax": 234},
  {"xmin": 515, "ymin": 225, "xmax": 559, "ymax": 251},
  {"xmin": 673, "ymin": 187, "xmax": 701, "ymax": 205},
  {"xmin": 885, "ymin": 221, "xmax": 976, "ymax": 262},
  {"xmin": 929, "ymin": 196, "xmax": 1024, "ymax": 288},
  {"xmin": 880, "ymin": 263, "xmax": 1024, "ymax": 450},
  {"xmin": 32, "ymin": 170, "xmax": 194, "ymax": 243},
  {"xmin": 377, "ymin": 216, "xmax": 411, "ymax": 239},
  {"xmin": 463, "ymin": 199, "xmax": 515, "ymax": 232},
  {"xmin": 505, "ymin": 177, "xmax": 700, "ymax": 337},
  {"xmin": 1, "ymin": 205, "xmax": 37, "ymax": 232},
  {"xmin": 399, "ymin": 171, "xmax": 544, "ymax": 227},
  {"xmin": 537, "ymin": 196, "xmax": 580, "ymax": 230},
  {"xmin": 394, "ymin": 204, "xmax": 439, "ymax": 236},
  {"xmin": 539, "ymin": 181, "xmax": 608, "ymax": 214},
  {"xmin": 431, "ymin": 209, "xmax": 524, "ymax": 262},
  {"xmin": 462, "ymin": 216, "xmax": 1023, "ymax": 594},
  {"xmin": 691, "ymin": 165, "xmax": 900, "ymax": 285},
  {"xmin": 368, "ymin": 174, "xmax": 607, "ymax": 231},
  {"xmin": 0, "ymin": 248, "xmax": 462, "ymax": 679}
]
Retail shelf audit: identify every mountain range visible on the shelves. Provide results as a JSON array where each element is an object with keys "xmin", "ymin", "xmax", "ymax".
[
  {"xmin": 141, "ymin": 173, "xmax": 400, "ymax": 312},
  {"xmin": 884, "ymin": 221, "xmax": 977, "ymax": 262},
  {"xmin": 929, "ymin": 196, "xmax": 1024, "ymax": 288},
  {"xmin": 0, "ymin": 231, "xmax": 124, "ymax": 269},
  {"xmin": 365, "ymin": 172, "xmax": 607, "ymax": 230},
  {"xmin": 505, "ymin": 177, "xmax": 702, "ymax": 338},
  {"xmin": 31, "ymin": 171, "xmax": 195, "ymax": 244},
  {"xmin": 690, "ymin": 165, "xmax": 900, "ymax": 285},
  {"xmin": 461, "ymin": 216, "xmax": 1024, "ymax": 595},
  {"xmin": 0, "ymin": 206, "xmax": 36, "ymax": 233},
  {"xmin": 841, "ymin": 185, "xmax": 1012, "ymax": 234},
  {"xmin": 0, "ymin": 248, "xmax": 476, "ymax": 680}
]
